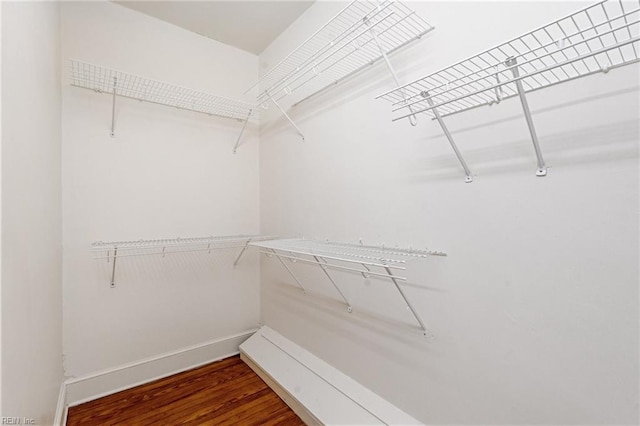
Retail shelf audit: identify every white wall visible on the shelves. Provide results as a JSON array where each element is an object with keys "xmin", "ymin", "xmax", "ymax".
[
  {"xmin": 61, "ymin": 2, "xmax": 261, "ymax": 378},
  {"xmin": 259, "ymin": 1, "xmax": 639, "ymax": 424},
  {"xmin": 1, "ymin": 1, "xmax": 63, "ymax": 423}
]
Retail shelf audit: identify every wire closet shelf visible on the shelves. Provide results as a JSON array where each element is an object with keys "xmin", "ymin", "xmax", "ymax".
[
  {"xmin": 70, "ymin": 60, "xmax": 257, "ymax": 152},
  {"xmin": 245, "ymin": 0, "xmax": 434, "ymax": 138},
  {"xmin": 92, "ymin": 234, "xmax": 275, "ymax": 287},
  {"xmin": 251, "ymin": 238, "xmax": 446, "ymax": 335},
  {"xmin": 71, "ymin": 60, "xmax": 257, "ymax": 121},
  {"xmin": 376, "ymin": 0, "xmax": 640, "ymax": 181}
]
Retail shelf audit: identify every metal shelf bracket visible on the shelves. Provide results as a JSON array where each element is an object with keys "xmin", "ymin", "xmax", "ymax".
[
  {"xmin": 422, "ymin": 91, "xmax": 474, "ymax": 183},
  {"xmin": 233, "ymin": 109, "xmax": 253, "ymax": 154},
  {"xmin": 265, "ymin": 91, "xmax": 305, "ymax": 141},
  {"xmin": 384, "ymin": 266, "xmax": 427, "ymax": 335},
  {"xmin": 365, "ymin": 17, "xmax": 418, "ymax": 127},
  {"xmin": 110, "ymin": 247, "xmax": 118, "ymax": 288},
  {"xmin": 269, "ymin": 248, "xmax": 307, "ymax": 293},
  {"xmin": 314, "ymin": 255, "xmax": 353, "ymax": 313},
  {"xmin": 233, "ymin": 237, "xmax": 253, "ymax": 266},
  {"xmin": 253, "ymin": 238, "xmax": 447, "ymax": 335},
  {"xmin": 110, "ymin": 77, "xmax": 117, "ymax": 137},
  {"xmin": 506, "ymin": 57, "xmax": 548, "ymax": 177}
]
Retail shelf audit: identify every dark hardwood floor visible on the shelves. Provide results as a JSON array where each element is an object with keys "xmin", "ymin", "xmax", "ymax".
[{"xmin": 66, "ymin": 355, "xmax": 304, "ymax": 426}]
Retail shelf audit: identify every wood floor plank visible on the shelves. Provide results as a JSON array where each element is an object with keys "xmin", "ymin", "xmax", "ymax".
[
  {"xmin": 68, "ymin": 357, "xmax": 244, "ymax": 420},
  {"xmin": 66, "ymin": 355, "xmax": 304, "ymax": 426}
]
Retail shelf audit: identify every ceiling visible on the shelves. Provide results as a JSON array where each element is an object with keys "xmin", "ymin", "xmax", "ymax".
[{"xmin": 114, "ymin": 1, "xmax": 315, "ymax": 55}]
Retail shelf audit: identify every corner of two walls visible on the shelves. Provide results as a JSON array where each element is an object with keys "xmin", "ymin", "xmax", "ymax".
[
  {"xmin": 257, "ymin": 1, "xmax": 639, "ymax": 425},
  {"xmin": 60, "ymin": 0, "xmax": 261, "ymax": 403}
]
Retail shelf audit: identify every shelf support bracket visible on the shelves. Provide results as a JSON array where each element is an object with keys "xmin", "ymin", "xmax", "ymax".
[
  {"xmin": 233, "ymin": 238, "xmax": 252, "ymax": 267},
  {"xmin": 110, "ymin": 77, "xmax": 117, "ymax": 138},
  {"xmin": 361, "ymin": 263, "xmax": 370, "ymax": 279},
  {"xmin": 384, "ymin": 266, "xmax": 427, "ymax": 335},
  {"xmin": 233, "ymin": 109, "xmax": 253, "ymax": 154},
  {"xmin": 422, "ymin": 91, "xmax": 473, "ymax": 183},
  {"xmin": 506, "ymin": 57, "xmax": 548, "ymax": 177},
  {"xmin": 110, "ymin": 247, "xmax": 118, "ymax": 288},
  {"xmin": 265, "ymin": 91, "xmax": 305, "ymax": 141},
  {"xmin": 270, "ymin": 249, "xmax": 307, "ymax": 293},
  {"xmin": 315, "ymin": 255, "xmax": 353, "ymax": 313},
  {"xmin": 365, "ymin": 18, "xmax": 417, "ymax": 127}
]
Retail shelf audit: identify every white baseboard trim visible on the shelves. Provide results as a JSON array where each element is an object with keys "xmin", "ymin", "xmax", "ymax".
[
  {"xmin": 53, "ymin": 381, "xmax": 67, "ymax": 426},
  {"xmin": 64, "ymin": 328, "xmax": 257, "ymax": 408}
]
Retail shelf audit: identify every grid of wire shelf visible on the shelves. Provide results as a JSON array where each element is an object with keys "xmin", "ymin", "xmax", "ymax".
[
  {"xmin": 92, "ymin": 235, "xmax": 275, "ymax": 260},
  {"xmin": 376, "ymin": 0, "xmax": 640, "ymax": 121},
  {"xmin": 246, "ymin": 0, "xmax": 434, "ymax": 109},
  {"xmin": 251, "ymin": 238, "xmax": 446, "ymax": 335},
  {"xmin": 251, "ymin": 238, "xmax": 445, "ymax": 266},
  {"xmin": 92, "ymin": 235, "xmax": 276, "ymax": 287},
  {"xmin": 70, "ymin": 60, "xmax": 257, "ymax": 122}
]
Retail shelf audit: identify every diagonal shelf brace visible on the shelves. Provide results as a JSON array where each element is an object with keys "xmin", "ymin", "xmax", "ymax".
[
  {"xmin": 365, "ymin": 17, "xmax": 418, "ymax": 127},
  {"xmin": 314, "ymin": 255, "xmax": 353, "ymax": 313},
  {"xmin": 110, "ymin": 77, "xmax": 117, "ymax": 137},
  {"xmin": 270, "ymin": 249, "xmax": 307, "ymax": 293},
  {"xmin": 233, "ymin": 109, "xmax": 253, "ymax": 154},
  {"xmin": 233, "ymin": 238, "xmax": 253, "ymax": 267},
  {"xmin": 384, "ymin": 266, "xmax": 427, "ymax": 336},
  {"xmin": 265, "ymin": 91, "xmax": 305, "ymax": 141},
  {"xmin": 422, "ymin": 91, "xmax": 473, "ymax": 183},
  {"xmin": 361, "ymin": 263, "xmax": 371, "ymax": 279},
  {"xmin": 506, "ymin": 57, "xmax": 548, "ymax": 177},
  {"xmin": 251, "ymin": 238, "xmax": 445, "ymax": 336},
  {"xmin": 110, "ymin": 247, "xmax": 118, "ymax": 288}
]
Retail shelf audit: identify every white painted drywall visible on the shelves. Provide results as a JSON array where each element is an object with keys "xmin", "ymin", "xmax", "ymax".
[
  {"xmin": 1, "ymin": 1, "xmax": 63, "ymax": 423},
  {"xmin": 114, "ymin": 1, "xmax": 315, "ymax": 55},
  {"xmin": 258, "ymin": 1, "xmax": 640, "ymax": 424},
  {"xmin": 61, "ymin": 2, "xmax": 261, "ymax": 378}
]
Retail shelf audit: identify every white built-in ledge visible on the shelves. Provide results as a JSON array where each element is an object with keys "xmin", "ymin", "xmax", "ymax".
[{"xmin": 240, "ymin": 326, "xmax": 422, "ymax": 426}]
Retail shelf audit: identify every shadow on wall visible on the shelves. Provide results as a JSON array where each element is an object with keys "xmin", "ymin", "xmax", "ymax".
[
  {"xmin": 264, "ymin": 258, "xmax": 443, "ymax": 332},
  {"xmin": 425, "ymin": 87, "xmax": 639, "ymax": 138},
  {"xmin": 266, "ymin": 281, "xmax": 435, "ymax": 368},
  {"xmin": 404, "ymin": 119, "xmax": 640, "ymax": 182}
]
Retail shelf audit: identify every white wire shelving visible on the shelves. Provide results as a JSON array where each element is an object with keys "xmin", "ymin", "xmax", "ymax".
[
  {"xmin": 70, "ymin": 60, "xmax": 258, "ymax": 153},
  {"xmin": 245, "ymin": 0, "xmax": 434, "ymax": 140},
  {"xmin": 377, "ymin": 0, "xmax": 640, "ymax": 182},
  {"xmin": 251, "ymin": 238, "xmax": 446, "ymax": 335},
  {"xmin": 92, "ymin": 234, "xmax": 276, "ymax": 287}
]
